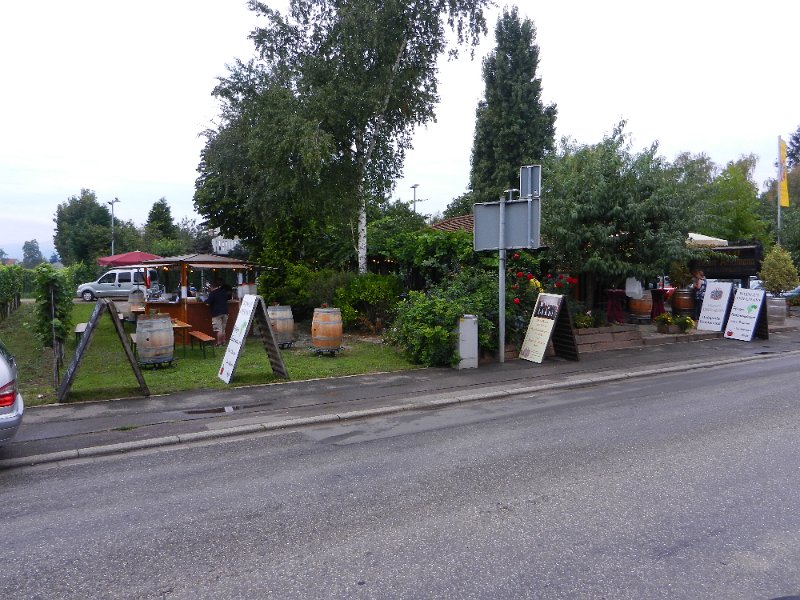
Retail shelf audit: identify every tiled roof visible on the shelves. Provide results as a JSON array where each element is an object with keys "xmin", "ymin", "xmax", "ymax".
[{"xmin": 430, "ymin": 214, "xmax": 474, "ymax": 233}]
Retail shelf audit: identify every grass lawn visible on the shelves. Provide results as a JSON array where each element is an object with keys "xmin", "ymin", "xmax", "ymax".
[{"xmin": 1, "ymin": 302, "xmax": 418, "ymax": 406}]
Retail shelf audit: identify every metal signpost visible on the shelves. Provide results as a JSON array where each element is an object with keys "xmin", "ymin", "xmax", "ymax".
[{"xmin": 473, "ymin": 165, "xmax": 542, "ymax": 362}]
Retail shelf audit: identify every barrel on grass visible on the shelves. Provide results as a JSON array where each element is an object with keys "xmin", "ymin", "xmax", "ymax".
[
  {"xmin": 267, "ymin": 305, "xmax": 295, "ymax": 345},
  {"xmin": 136, "ymin": 313, "xmax": 174, "ymax": 364},
  {"xmin": 312, "ymin": 308, "xmax": 343, "ymax": 351},
  {"xmin": 627, "ymin": 289, "xmax": 652, "ymax": 320}
]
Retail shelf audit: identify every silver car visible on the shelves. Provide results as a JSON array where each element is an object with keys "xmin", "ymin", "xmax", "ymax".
[{"xmin": 0, "ymin": 340, "xmax": 24, "ymax": 446}]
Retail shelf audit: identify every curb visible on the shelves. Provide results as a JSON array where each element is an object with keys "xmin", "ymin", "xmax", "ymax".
[{"xmin": 3, "ymin": 349, "xmax": 799, "ymax": 471}]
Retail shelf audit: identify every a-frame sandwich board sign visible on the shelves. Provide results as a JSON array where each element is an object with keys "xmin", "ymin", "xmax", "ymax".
[
  {"xmin": 218, "ymin": 294, "xmax": 289, "ymax": 384},
  {"xmin": 519, "ymin": 293, "xmax": 579, "ymax": 363},
  {"xmin": 57, "ymin": 298, "xmax": 149, "ymax": 402}
]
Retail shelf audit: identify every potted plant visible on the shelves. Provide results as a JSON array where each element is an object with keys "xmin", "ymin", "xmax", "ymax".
[
  {"xmin": 668, "ymin": 261, "xmax": 694, "ymax": 316},
  {"xmin": 653, "ymin": 312, "xmax": 680, "ymax": 334},
  {"xmin": 758, "ymin": 245, "xmax": 800, "ymax": 325},
  {"xmin": 673, "ymin": 314, "xmax": 695, "ymax": 333}
]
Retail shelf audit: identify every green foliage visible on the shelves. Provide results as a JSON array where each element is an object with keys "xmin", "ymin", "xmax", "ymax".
[
  {"xmin": 0, "ymin": 265, "xmax": 23, "ymax": 318},
  {"xmin": 700, "ymin": 156, "xmax": 770, "ymax": 246},
  {"xmin": 367, "ymin": 199, "xmax": 428, "ymax": 259},
  {"xmin": 22, "ymin": 239, "xmax": 46, "ymax": 268},
  {"xmin": 32, "ymin": 264, "xmax": 73, "ymax": 347},
  {"xmin": 470, "ymin": 6, "xmax": 556, "ymax": 202},
  {"xmin": 673, "ymin": 314, "xmax": 695, "ymax": 332},
  {"xmin": 386, "ymin": 267, "xmax": 496, "ymax": 366},
  {"xmin": 385, "ymin": 229, "xmax": 476, "ymax": 289},
  {"xmin": 54, "ymin": 189, "xmax": 112, "ymax": 266},
  {"xmin": 573, "ymin": 312, "xmax": 594, "ymax": 329},
  {"xmin": 543, "ymin": 123, "xmax": 694, "ymax": 289},
  {"xmin": 758, "ymin": 245, "xmax": 800, "ymax": 295},
  {"xmin": 258, "ymin": 263, "xmax": 355, "ymax": 321},
  {"xmin": 196, "ymin": 0, "xmax": 490, "ymax": 272},
  {"xmin": 65, "ymin": 262, "xmax": 99, "ymax": 290},
  {"xmin": 334, "ymin": 274, "xmax": 402, "ymax": 329},
  {"xmin": 669, "ymin": 261, "xmax": 693, "ymax": 288},
  {"xmin": 442, "ymin": 192, "xmax": 476, "ymax": 219}
]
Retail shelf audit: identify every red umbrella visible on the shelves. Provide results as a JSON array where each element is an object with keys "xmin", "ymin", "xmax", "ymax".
[{"xmin": 96, "ymin": 251, "xmax": 162, "ymax": 267}]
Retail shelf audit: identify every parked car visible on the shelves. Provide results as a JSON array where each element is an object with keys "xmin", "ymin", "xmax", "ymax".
[
  {"xmin": 76, "ymin": 268, "xmax": 159, "ymax": 302},
  {"xmin": 783, "ymin": 285, "xmax": 800, "ymax": 299},
  {"xmin": 0, "ymin": 340, "xmax": 24, "ymax": 446}
]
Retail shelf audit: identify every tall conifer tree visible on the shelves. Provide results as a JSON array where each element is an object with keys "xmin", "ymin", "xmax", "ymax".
[{"xmin": 469, "ymin": 7, "xmax": 556, "ymax": 203}]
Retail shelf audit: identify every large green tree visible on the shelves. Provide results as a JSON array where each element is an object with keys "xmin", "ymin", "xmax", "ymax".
[
  {"xmin": 699, "ymin": 155, "xmax": 769, "ymax": 246},
  {"xmin": 542, "ymin": 123, "xmax": 695, "ymax": 305},
  {"xmin": 468, "ymin": 7, "xmax": 556, "ymax": 204},
  {"xmin": 53, "ymin": 189, "xmax": 112, "ymax": 266},
  {"xmin": 195, "ymin": 0, "xmax": 490, "ymax": 273},
  {"xmin": 22, "ymin": 240, "xmax": 46, "ymax": 268}
]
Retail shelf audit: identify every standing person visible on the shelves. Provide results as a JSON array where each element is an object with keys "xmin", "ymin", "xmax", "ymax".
[
  {"xmin": 692, "ymin": 269, "xmax": 707, "ymax": 321},
  {"xmin": 206, "ymin": 279, "xmax": 229, "ymax": 347}
]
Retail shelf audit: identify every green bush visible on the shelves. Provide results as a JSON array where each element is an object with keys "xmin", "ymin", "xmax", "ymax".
[
  {"xmin": 258, "ymin": 262, "xmax": 355, "ymax": 321},
  {"xmin": 758, "ymin": 245, "xmax": 800, "ymax": 296},
  {"xmin": 386, "ymin": 267, "xmax": 496, "ymax": 366},
  {"xmin": 334, "ymin": 274, "xmax": 402, "ymax": 330},
  {"xmin": 33, "ymin": 264, "xmax": 73, "ymax": 348},
  {"xmin": 0, "ymin": 265, "xmax": 23, "ymax": 319}
]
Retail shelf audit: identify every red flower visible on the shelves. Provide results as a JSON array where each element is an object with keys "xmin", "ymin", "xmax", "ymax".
[
  {"xmin": 547, "ymin": 273, "xmax": 553, "ymax": 279},
  {"xmin": 513, "ymin": 297, "xmax": 521, "ymax": 305},
  {"xmin": 526, "ymin": 273, "xmax": 533, "ymax": 280},
  {"xmin": 512, "ymin": 284, "xmax": 519, "ymax": 290},
  {"xmin": 513, "ymin": 253, "xmax": 520, "ymax": 260},
  {"xmin": 516, "ymin": 271, "xmax": 523, "ymax": 278},
  {"xmin": 568, "ymin": 277, "xmax": 578, "ymax": 285},
  {"xmin": 555, "ymin": 282, "xmax": 563, "ymax": 288},
  {"xmin": 558, "ymin": 274, "xmax": 564, "ymax": 280}
]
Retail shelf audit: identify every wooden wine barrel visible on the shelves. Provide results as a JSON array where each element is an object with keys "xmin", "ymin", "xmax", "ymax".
[
  {"xmin": 267, "ymin": 305, "xmax": 295, "ymax": 346},
  {"xmin": 767, "ymin": 297, "xmax": 787, "ymax": 325},
  {"xmin": 311, "ymin": 308, "xmax": 343, "ymax": 351},
  {"xmin": 671, "ymin": 289, "xmax": 695, "ymax": 316},
  {"xmin": 136, "ymin": 314, "xmax": 174, "ymax": 365},
  {"xmin": 627, "ymin": 290, "xmax": 652, "ymax": 320}
]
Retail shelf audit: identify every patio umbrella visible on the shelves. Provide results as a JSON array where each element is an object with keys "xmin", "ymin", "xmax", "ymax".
[{"xmin": 96, "ymin": 251, "xmax": 162, "ymax": 267}]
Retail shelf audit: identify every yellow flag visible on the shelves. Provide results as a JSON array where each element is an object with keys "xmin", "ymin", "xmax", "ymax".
[{"xmin": 779, "ymin": 137, "xmax": 790, "ymax": 207}]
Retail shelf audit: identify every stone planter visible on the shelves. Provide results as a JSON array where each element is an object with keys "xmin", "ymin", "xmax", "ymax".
[
  {"xmin": 656, "ymin": 323, "xmax": 680, "ymax": 334},
  {"xmin": 574, "ymin": 324, "xmax": 644, "ymax": 353}
]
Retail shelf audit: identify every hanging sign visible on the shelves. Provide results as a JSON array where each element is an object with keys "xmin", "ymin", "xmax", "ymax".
[
  {"xmin": 696, "ymin": 281, "xmax": 733, "ymax": 332},
  {"xmin": 520, "ymin": 293, "xmax": 563, "ymax": 363},
  {"xmin": 723, "ymin": 288, "xmax": 765, "ymax": 341}
]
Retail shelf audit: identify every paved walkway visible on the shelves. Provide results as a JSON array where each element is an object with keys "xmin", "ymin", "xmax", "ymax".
[{"xmin": 2, "ymin": 319, "xmax": 799, "ymax": 470}]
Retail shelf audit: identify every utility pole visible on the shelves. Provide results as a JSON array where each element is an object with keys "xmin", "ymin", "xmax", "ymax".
[
  {"xmin": 410, "ymin": 183, "xmax": 419, "ymax": 212},
  {"xmin": 108, "ymin": 197, "xmax": 120, "ymax": 255}
]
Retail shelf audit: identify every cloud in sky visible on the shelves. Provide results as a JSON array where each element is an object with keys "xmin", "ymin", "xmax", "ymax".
[{"xmin": 2, "ymin": 0, "xmax": 797, "ymax": 259}]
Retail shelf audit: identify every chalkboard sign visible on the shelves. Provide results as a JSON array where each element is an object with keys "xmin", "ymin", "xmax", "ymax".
[
  {"xmin": 57, "ymin": 299, "xmax": 148, "ymax": 402},
  {"xmin": 519, "ymin": 294, "xmax": 579, "ymax": 363}
]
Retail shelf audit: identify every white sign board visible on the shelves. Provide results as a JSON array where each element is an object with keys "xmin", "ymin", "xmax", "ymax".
[
  {"xmin": 723, "ymin": 288, "xmax": 765, "ymax": 341},
  {"xmin": 218, "ymin": 294, "xmax": 258, "ymax": 384},
  {"xmin": 696, "ymin": 281, "xmax": 733, "ymax": 331},
  {"xmin": 520, "ymin": 294, "xmax": 562, "ymax": 363}
]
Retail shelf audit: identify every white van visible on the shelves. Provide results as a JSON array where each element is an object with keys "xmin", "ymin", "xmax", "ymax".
[{"xmin": 76, "ymin": 268, "xmax": 159, "ymax": 301}]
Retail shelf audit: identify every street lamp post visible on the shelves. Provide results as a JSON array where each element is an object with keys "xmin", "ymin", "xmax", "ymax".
[
  {"xmin": 410, "ymin": 184, "xmax": 419, "ymax": 212},
  {"xmin": 108, "ymin": 197, "xmax": 120, "ymax": 255}
]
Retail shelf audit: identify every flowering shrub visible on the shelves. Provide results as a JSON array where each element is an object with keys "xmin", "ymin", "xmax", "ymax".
[
  {"xmin": 673, "ymin": 314, "xmax": 695, "ymax": 332},
  {"xmin": 653, "ymin": 312, "xmax": 673, "ymax": 325}
]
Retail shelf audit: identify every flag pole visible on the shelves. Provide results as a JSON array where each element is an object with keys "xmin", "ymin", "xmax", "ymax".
[{"xmin": 778, "ymin": 136, "xmax": 783, "ymax": 245}]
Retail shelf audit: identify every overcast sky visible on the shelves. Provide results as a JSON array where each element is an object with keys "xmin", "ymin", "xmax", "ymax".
[{"xmin": 2, "ymin": 0, "xmax": 798, "ymax": 260}]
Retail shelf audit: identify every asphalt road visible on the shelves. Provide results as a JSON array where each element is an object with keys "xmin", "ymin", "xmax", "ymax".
[{"xmin": 2, "ymin": 356, "xmax": 800, "ymax": 599}]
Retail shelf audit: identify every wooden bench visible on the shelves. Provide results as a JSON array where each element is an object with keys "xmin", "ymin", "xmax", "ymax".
[
  {"xmin": 74, "ymin": 323, "xmax": 87, "ymax": 342},
  {"xmin": 129, "ymin": 333, "xmax": 137, "ymax": 356},
  {"xmin": 188, "ymin": 331, "xmax": 215, "ymax": 358}
]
